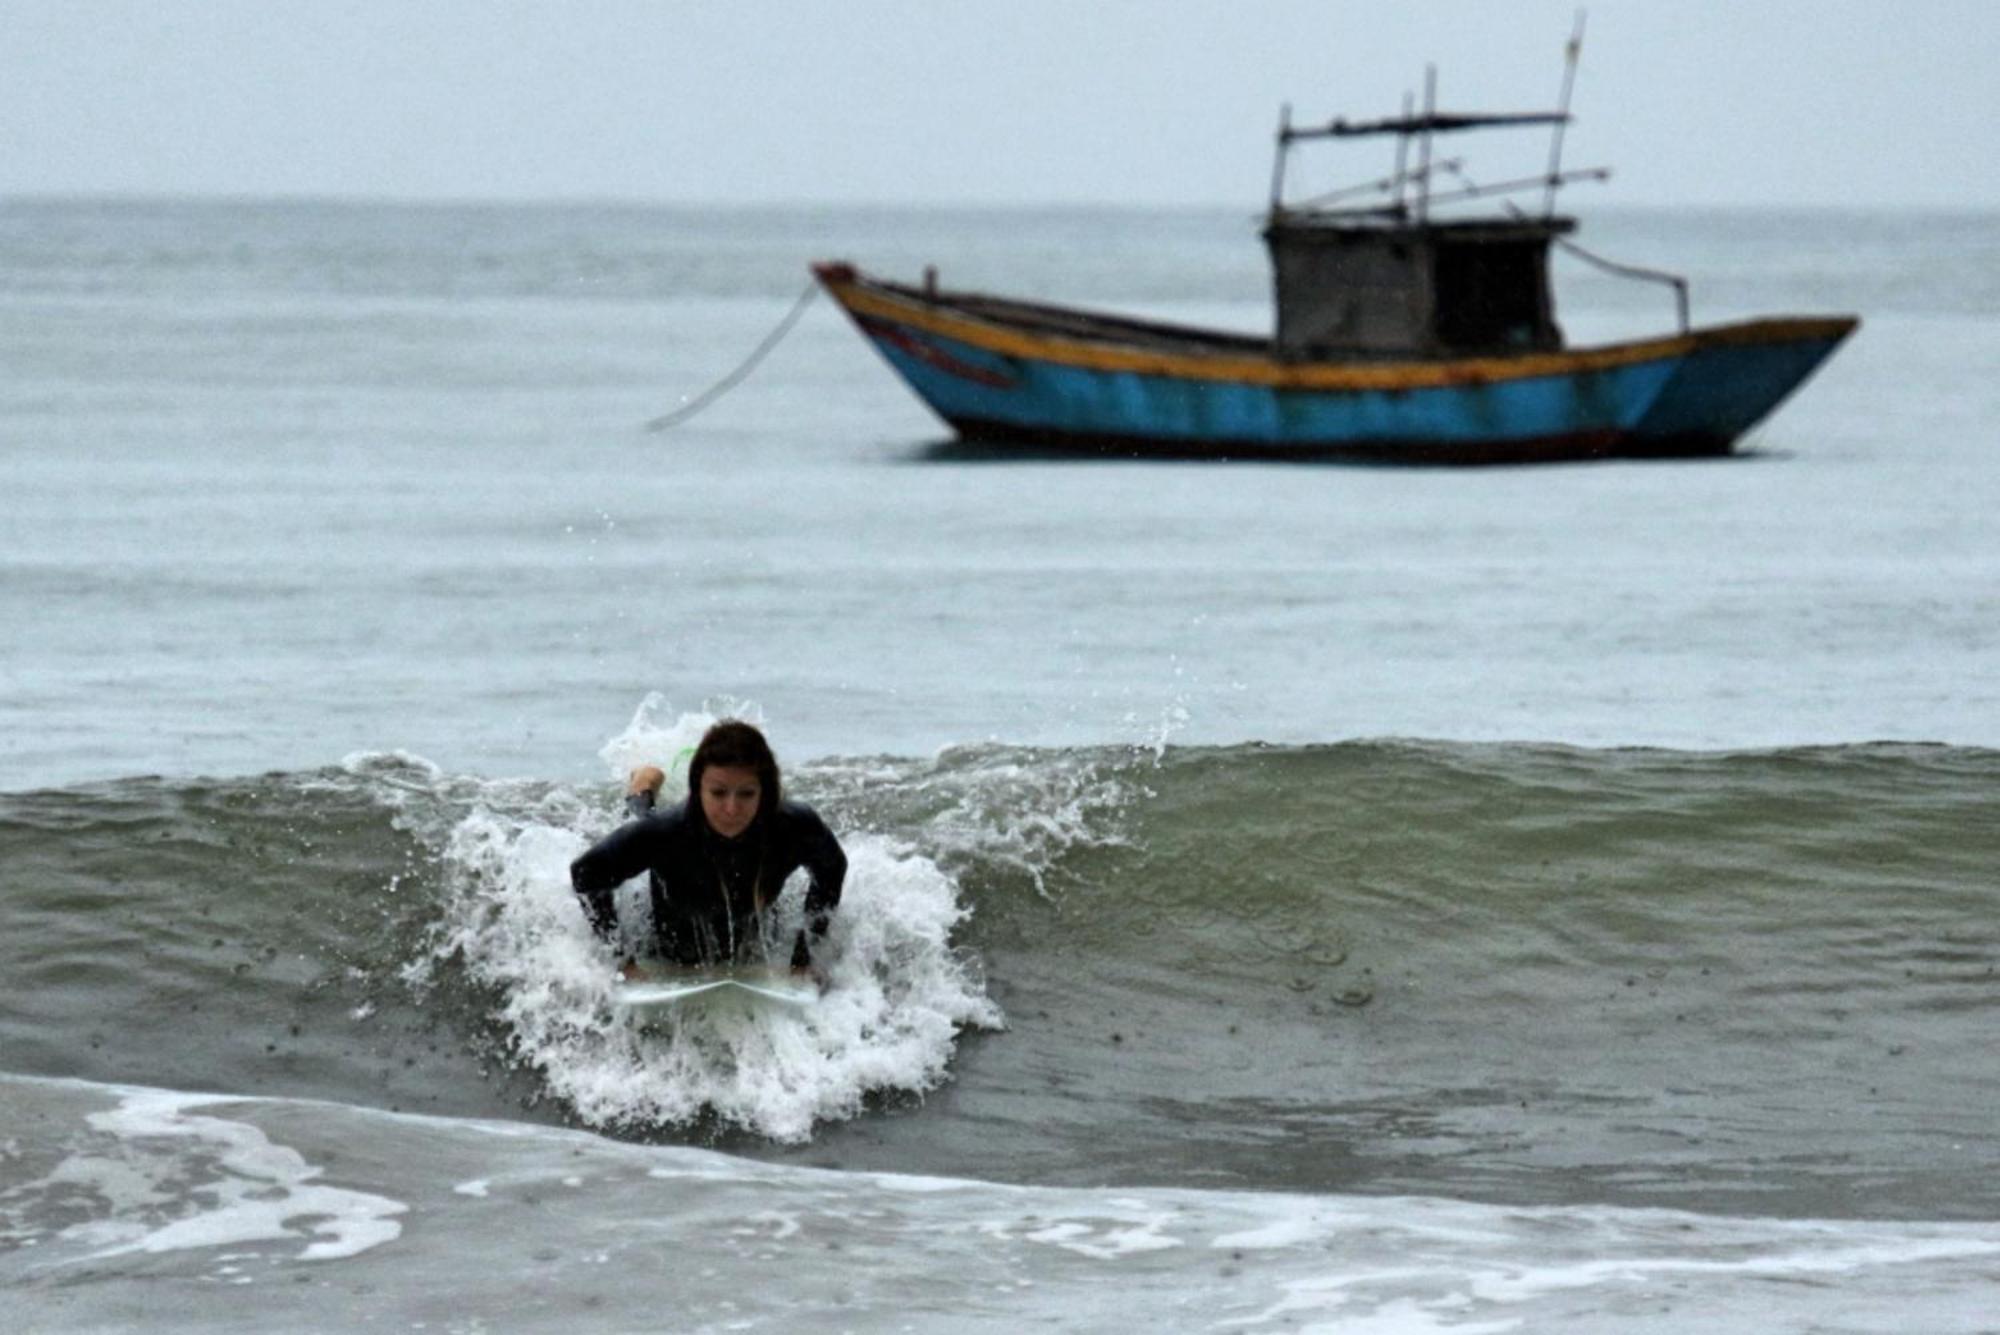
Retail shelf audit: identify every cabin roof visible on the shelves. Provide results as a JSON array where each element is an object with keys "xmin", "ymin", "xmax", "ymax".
[
  {"xmin": 1264, "ymin": 215, "xmax": 1577, "ymax": 243},
  {"xmin": 1283, "ymin": 110, "xmax": 1570, "ymax": 143}
]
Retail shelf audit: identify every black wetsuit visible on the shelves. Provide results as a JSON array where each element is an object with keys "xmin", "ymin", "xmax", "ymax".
[{"xmin": 569, "ymin": 791, "xmax": 846, "ymax": 969}]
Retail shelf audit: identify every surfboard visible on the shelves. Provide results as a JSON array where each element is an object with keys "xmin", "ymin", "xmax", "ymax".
[{"xmin": 615, "ymin": 963, "xmax": 820, "ymax": 1022}]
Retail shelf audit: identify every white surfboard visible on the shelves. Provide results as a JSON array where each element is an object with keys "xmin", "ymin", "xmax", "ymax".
[{"xmin": 616, "ymin": 963, "xmax": 819, "ymax": 1021}]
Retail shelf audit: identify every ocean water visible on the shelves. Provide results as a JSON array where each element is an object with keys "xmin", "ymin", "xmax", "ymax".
[{"xmin": 3, "ymin": 199, "xmax": 1998, "ymax": 1331}]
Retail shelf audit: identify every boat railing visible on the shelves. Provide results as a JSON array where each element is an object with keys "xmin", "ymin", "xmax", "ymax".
[
  {"xmin": 1279, "ymin": 164, "xmax": 1612, "ymax": 224},
  {"xmin": 1550, "ymin": 235, "xmax": 1691, "ymax": 334},
  {"xmin": 1429, "ymin": 160, "xmax": 1693, "ymax": 333},
  {"xmin": 1279, "ymin": 157, "xmax": 1464, "ymax": 214}
]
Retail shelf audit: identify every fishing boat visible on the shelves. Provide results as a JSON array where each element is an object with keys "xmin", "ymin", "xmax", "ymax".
[{"xmin": 813, "ymin": 46, "xmax": 1858, "ymax": 465}]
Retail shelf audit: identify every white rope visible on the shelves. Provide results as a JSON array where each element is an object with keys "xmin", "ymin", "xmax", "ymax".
[{"xmin": 643, "ymin": 281, "xmax": 821, "ymax": 432}]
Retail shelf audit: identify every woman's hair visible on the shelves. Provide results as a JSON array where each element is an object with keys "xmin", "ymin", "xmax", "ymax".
[{"xmin": 686, "ymin": 719, "xmax": 782, "ymax": 819}]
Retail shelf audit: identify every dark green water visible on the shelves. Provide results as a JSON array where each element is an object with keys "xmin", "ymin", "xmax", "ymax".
[{"xmin": 5, "ymin": 740, "xmax": 1995, "ymax": 1219}]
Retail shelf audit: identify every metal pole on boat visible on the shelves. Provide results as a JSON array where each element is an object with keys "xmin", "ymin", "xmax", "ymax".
[
  {"xmin": 1393, "ymin": 91, "xmax": 1414, "ymax": 216},
  {"xmin": 1543, "ymin": 10, "xmax": 1586, "ymax": 217},
  {"xmin": 1416, "ymin": 66, "xmax": 1436, "ymax": 224},
  {"xmin": 1269, "ymin": 102, "xmax": 1292, "ymax": 215}
]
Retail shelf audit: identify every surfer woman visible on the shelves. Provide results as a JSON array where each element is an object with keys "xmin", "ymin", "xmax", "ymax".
[{"xmin": 569, "ymin": 720, "xmax": 846, "ymax": 977}]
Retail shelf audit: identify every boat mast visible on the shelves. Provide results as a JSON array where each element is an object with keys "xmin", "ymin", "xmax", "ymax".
[
  {"xmin": 1269, "ymin": 102, "xmax": 1293, "ymax": 214},
  {"xmin": 1392, "ymin": 92, "xmax": 1414, "ymax": 216},
  {"xmin": 1542, "ymin": 10, "xmax": 1587, "ymax": 216},
  {"xmin": 1415, "ymin": 66, "xmax": 1437, "ymax": 224}
]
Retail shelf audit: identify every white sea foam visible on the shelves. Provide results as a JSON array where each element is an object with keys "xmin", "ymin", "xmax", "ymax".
[
  {"xmin": 422, "ymin": 700, "xmax": 1003, "ymax": 1140},
  {"xmin": 1004, "ymin": 1209, "xmax": 1186, "ymax": 1260},
  {"xmin": 801, "ymin": 738, "xmax": 1139, "ymax": 903},
  {"xmin": 9, "ymin": 1087, "xmax": 405, "ymax": 1269},
  {"xmin": 1198, "ymin": 1196, "xmax": 2000, "ymax": 1333},
  {"xmin": 595, "ymin": 690, "xmax": 754, "ymax": 789},
  {"xmin": 8, "ymin": 1073, "xmax": 2000, "ymax": 1333}
]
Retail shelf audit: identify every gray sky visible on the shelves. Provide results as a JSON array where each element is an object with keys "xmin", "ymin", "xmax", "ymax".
[{"xmin": 7, "ymin": 1, "xmax": 1997, "ymax": 208}]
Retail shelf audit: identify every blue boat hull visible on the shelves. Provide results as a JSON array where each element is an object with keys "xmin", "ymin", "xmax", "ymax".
[{"xmin": 814, "ymin": 263, "xmax": 1858, "ymax": 465}]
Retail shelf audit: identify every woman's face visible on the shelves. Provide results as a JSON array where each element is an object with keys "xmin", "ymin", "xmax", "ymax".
[{"xmin": 698, "ymin": 764, "xmax": 762, "ymax": 839}]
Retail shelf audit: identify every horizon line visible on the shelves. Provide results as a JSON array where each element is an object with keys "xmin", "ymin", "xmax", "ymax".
[{"xmin": 2, "ymin": 190, "xmax": 1990, "ymax": 217}]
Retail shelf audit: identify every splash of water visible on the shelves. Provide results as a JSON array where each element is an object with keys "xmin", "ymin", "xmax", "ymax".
[{"xmin": 413, "ymin": 700, "xmax": 1004, "ymax": 1141}]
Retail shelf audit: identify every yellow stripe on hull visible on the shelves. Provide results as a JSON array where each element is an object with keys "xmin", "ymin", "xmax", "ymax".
[{"xmin": 822, "ymin": 274, "xmax": 1857, "ymax": 393}]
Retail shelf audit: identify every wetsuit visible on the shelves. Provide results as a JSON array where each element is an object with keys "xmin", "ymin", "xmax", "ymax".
[{"xmin": 569, "ymin": 791, "xmax": 846, "ymax": 969}]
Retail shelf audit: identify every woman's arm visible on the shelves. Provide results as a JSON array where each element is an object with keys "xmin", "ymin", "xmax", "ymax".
[
  {"xmin": 569, "ymin": 765, "xmax": 673, "ymax": 939},
  {"xmin": 786, "ymin": 804, "xmax": 847, "ymax": 969},
  {"xmin": 569, "ymin": 817, "xmax": 657, "ymax": 941}
]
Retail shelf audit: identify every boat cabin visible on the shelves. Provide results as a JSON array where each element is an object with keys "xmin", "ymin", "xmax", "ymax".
[
  {"xmin": 1262, "ymin": 73, "xmax": 1598, "ymax": 362},
  {"xmin": 1264, "ymin": 214, "xmax": 1572, "ymax": 359}
]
